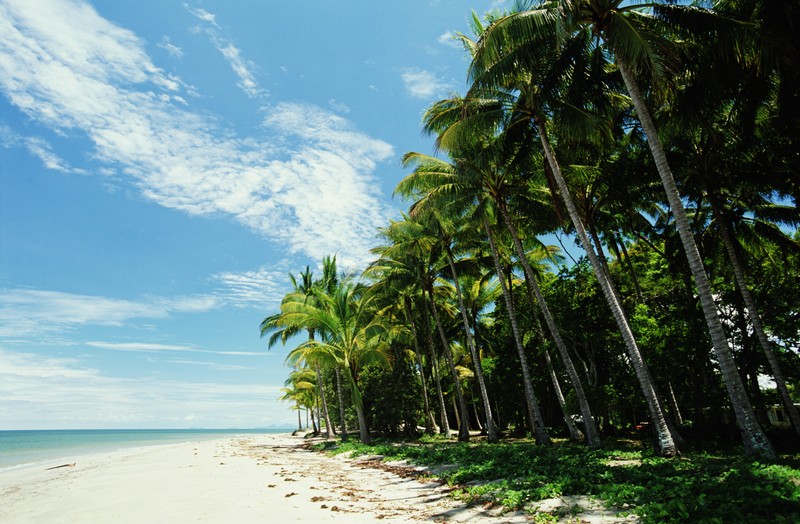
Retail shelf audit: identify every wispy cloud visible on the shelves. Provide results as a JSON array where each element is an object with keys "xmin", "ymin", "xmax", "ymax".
[
  {"xmin": 401, "ymin": 68, "xmax": 452, "ymax": 99},
  {"xmin": 0, "ymin": 124, "xmax": 85, "ymax": 174},
  {"xmin": 437, "ymin": 31, "xmax": 463, "ymax": 49},
  {"xmin": 0, "ymin": 0, "xmax": 395, "ymax": 270},
  {"xmin": 185, "ymin": 4, "xmax": 217, "ymax": 25},
  {"xmin": 260, "ymin": 103, "xmax": 394, "ymax": 266},
  {"xmin": 0, "ymin": 348, "xmax": 285, "ymax": 429},
  {"xmin": 0, "ymin": 289, "xmax": 219, "ymax": 339},
  {"xmin": 85, "ymin": 341, "xmax": 263, "ymax": 356},
  {"xmin": 186, "ymin": 4, "xmax": 264, "ymax": 98},
  {"xmin": 158, "ymin": 36, "xmax": 183, "ymax": 59},
  {"xmin": 213, "ymin": 266, "xmax": 285, "ymax": 308},
  {"xmin": 328, "ymin": 99, "xmax": 351, "ymax": 114}
]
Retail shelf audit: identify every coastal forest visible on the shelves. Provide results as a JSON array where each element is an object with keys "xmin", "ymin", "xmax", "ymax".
[{"xmin": 261, "ymin": 1, "xmax": 800, "ymax": 521}]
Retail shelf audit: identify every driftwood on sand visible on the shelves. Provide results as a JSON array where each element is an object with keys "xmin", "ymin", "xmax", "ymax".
[{"xmin": 45, "ymin": 463, "xmax": 76, "ymax": 470}]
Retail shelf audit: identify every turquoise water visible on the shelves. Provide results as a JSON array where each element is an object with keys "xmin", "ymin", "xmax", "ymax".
[{"xmin": 0, "ymin": 429, "xmax": 290, "ymax": 471}]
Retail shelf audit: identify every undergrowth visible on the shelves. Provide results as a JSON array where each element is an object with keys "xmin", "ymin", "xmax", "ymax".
[{"xmin": 315, "ymin": 438, "xmax": 800, "ymax": 523}]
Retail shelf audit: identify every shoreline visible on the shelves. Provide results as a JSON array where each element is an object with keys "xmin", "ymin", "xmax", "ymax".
[
  {"xmin": 0, "ymin": 428, "xmax": 288, "ymax": 471},
  {"xmin": 0, "ymin": 433, "xmax": 528, "ymax": 523}
]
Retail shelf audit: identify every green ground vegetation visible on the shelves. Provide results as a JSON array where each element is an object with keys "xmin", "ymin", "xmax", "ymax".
[{"xmin": 316, "ymin": 438, "xmax": 800, "ymax": 523}]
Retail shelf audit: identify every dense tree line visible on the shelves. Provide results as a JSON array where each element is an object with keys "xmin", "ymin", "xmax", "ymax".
[{"xmin": 262, "ymin": 0, "xmax": 799, "ymax": 459}]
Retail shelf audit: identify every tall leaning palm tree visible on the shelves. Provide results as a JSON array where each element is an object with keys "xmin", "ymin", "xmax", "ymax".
[
  {"xmin": 468, "ymin": 0, "xmax": 776, "ymax": 457},
  {"xmin": 414, "ymin": 209, "xmax": 500, "ymax": 442},
  {"xmin": 402, "ymin": 127, "xmax": 601, "ymax": 446},
  {"xmin": 567, "ymin": 0, "xmax": 774, "ymax": 458},
  {"xmin": 398, "ymin": 153, "xmax": 552, "ymax": 444}
]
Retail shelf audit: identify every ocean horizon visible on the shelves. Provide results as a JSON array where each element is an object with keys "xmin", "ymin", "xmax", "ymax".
[{"xmin": 0, "ymin": 428, "xmax": 294, "ymax": 471}]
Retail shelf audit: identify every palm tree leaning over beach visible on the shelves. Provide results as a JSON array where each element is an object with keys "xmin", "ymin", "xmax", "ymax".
[
  {"xmin": 466, "ymin": 0, "xmax": 777, "ymax": 457},
  {"xmin": 398, "ymin": 151, "xmax": 553, "ymax": 445},
  {"xmin": 423, "ymin": 92, "xmax": 605, "ymax": 447}
]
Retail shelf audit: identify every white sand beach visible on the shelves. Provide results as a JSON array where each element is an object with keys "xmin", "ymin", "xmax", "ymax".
[{"xmin": 0, "ymin": 433, "xmax": 529, "ymax": 523}]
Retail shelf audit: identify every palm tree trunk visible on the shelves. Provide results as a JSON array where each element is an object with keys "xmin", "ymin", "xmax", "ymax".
[
  {"xmin": 405, "ymin": 299, "xmax": 437, "ymax": 435},
  {"xmin": 472, "ymin": 393, "xmax": 484, "ymax": 431},
  {"xmin": 422, "ymin": 288, "xmax": 452, "ymax": 436},
  {"xmin": 667, "ymin": 381, "xmax": 684, "ymax": 427},
  {"xmin": 296, "ymin": 405, "xmax": 302, "ymax": 431},
  {"xmin": 483, "ymin": 213, "xmax": 551, "ymax": 445},
  {"xmin": 355, "ymin": 404, "xmax": 370, "ymax": 444},
  {"xmin": 711, "ymin": 201, "xmax": 800, "ymax": 439},
  {"xmin": 618, "ymin": 61, "xmax": 774, "ymax": 458},
  {"xmin": 544, "ymin": 344, "xmax": 584, "ymax": 441},
  {"xmin": 496, "ymin": 199, "xmax": 601, "ymax": 447},
  {"xmin": 314, "ymin": 362, "xmax": 333, "ymax": 439},
  {"xmin": 613, "ymin": 232, "xmax": 644, "ymax": 303},
  {"xmin": 307, "ymin": 331, "xmax": 333, "ymax": 439},
  {"xmin": 445, "ymin": 246, "xmax": 499, "ymax": 442},
  {"xmin": 310, "ymin": 405, "xmax": 318, "ymax": 434},
  {"xmin": 344, "ymin": 366, "xmax": 370, "ymax": 444},
  {"xmin": 334, "ymin": 366, "xmax": 349, "ymax": 442},
  {"xmin": 537, "ymin": 120, "xmax": 676, "ymax": 456},
  {"xmin": 429, "ymin": 289, "xmax": 471, "ymax": 442}
]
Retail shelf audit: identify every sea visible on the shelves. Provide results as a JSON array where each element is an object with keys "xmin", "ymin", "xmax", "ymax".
[{"xmin": 0, "ymin": 428, "xmax": 291, "ymax": 472}]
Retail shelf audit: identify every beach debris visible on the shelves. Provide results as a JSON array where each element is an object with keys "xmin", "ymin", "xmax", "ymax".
[
  {"xmin": 284, "ymin": 492, "xmax": 297, "ymax": 498},
  {"xmin": 45, "ymin": 463, "xmax": 76, "ymax": 470}
]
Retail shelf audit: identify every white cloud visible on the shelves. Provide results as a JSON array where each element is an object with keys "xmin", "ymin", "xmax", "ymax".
[
  {"xmin": 401, "ymin": 68, "xmax": 452, "ymax": 99},
  {"xmin": 0, "ymin": 289, "xmax": 220, "ymax": 338},
  {"xmin": 158, "ymin": 36, "xmax": 183, "ymax": 59},
  {"xmin": 185, "ymin": 4, "xmax": 217, "ymax": 26},
  {"xmin": 85, "ymin": 340, "xmax": 263, "ymax": 357},
  {"xmin": 0, "ymin": 123, "xmax": 85, "ymax": 173},
  {"xmin": 437, "ymin": 31, "xmax": 463, "ymax": 49},
  {"xmin": 259, "ymin": 103, "xmax": 394, "ymax": 266},
  {"xmin": 213, "ymin": 266, "xmax": 285, "ymax": 308},
  {"xmin": 328, "ymin": 98, "xmax": 350, "ymax": 113},
  {"xmin": 0, "ymin": 348, "xmax": 288, "ymax": 429},
  {"xmin": 186, "ymin": 4, "xmax": 264, "ymax": 98},
  {"xmin": 0, "ymin": 0, "xmax": 396, "ymax": 270}
]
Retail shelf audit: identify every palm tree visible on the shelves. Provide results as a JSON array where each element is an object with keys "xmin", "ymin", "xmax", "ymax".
[
  {"xmin": 560, "ymin": 0, "xmax": 774, "ymax": 457},
  {"xmin": 320, "ymin": 256, "xmax": 350, "ymax": 441},
  {"xmin": 278, "ymin": 369, "xmax": 316, "ymax": 431},
  {"xmin": 467, "ymin": 2, "xmax": 719, "ymax": 456},
  {"xmin": 400, "ymin": 141, "xmax": 598, "ymax": 446},
  {"xmin": 484, "ymin": 206, "xmax": 553, "ymax": 444},
  {"xmin": 261, "ymin": 266, "xmax": 334, "ymax": 439},
  {"xmin": 416, "ymin": 209, "xmax": 500, "ymax": 442},
  {"xmin": 285, "ymin": 282, "xmax": 391, "ymax": 444},
  {"xmin": 369, "ymin": 218, "xmax": 458, "ymax": 437}
]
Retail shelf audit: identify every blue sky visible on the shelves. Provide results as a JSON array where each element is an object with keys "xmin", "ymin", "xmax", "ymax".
[{"xmin": 0, "ymin": 0, "xmax": 514, "ymax": 429}]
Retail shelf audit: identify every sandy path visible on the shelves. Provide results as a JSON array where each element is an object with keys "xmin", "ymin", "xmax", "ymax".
[{"xmin": 0, "ymin": 434, "xmax": 526, "ymax": 523}]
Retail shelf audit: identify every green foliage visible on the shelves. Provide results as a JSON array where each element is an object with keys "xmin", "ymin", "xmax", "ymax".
[
  {"xmin": 317, "ymin": 439, "xmax": 800, "ymax": 523},
  {"xmin": 359, "ymin": 357, "xmax": 422, "ymax": 436}
]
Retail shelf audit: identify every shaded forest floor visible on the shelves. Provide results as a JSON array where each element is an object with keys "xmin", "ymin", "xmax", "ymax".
[{"xmin": 313, "ymin": 433, "xmax": 800, "ymax": 523}]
